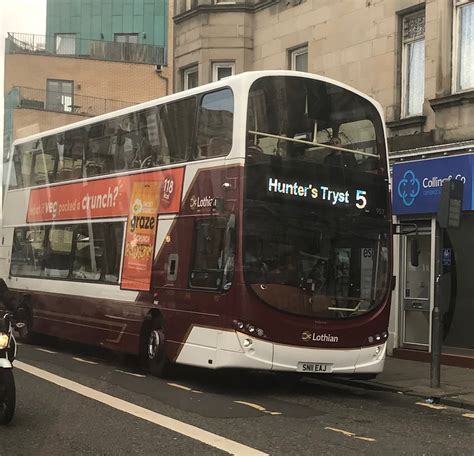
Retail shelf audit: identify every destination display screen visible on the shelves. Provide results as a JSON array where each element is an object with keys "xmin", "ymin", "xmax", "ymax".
[{"xmin": 245, "ymin": 159, "xmax": 389, "ymax": 219}]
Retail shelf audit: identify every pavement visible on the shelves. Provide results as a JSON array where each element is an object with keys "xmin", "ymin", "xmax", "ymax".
[{"xmin": 330, "ymin": 356, "xmax": 474, "ymax": 411}]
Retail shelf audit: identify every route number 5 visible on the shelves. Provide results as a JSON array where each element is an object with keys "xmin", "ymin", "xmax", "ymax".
[{"xmin": 356, "ymin": 190, "xmax": 367, "ymax": 209}]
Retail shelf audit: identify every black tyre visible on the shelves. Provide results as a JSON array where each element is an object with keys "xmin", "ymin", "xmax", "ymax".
[
  {"xmin": 0, "ymin": 369, "xmax": 16, "ymax": 425},
  {"xmin": 144, "ymin": 319, "xmax": 171, "ymax": 378}
]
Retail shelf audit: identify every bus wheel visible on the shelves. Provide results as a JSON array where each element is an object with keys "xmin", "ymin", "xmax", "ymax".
[{"xmin": 145, "ymin": 319, "xmax": 170, "ymax": 378}]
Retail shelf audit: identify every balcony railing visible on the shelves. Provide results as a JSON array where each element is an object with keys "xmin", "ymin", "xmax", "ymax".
[
  {"xmin": 6, "ymin": 32, "xmax": 165, "ymax": 66},
  {"xmin": 11, "ymin": 86, "xmax": 134, "ymax": 117}
]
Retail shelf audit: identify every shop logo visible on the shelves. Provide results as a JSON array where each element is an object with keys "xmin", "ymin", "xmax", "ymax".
[{"xmin": 398, "ymin": 170, "xmax": 420, "ymax": 207}]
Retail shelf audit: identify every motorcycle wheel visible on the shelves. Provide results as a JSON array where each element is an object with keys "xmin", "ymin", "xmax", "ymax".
[{"xmin": 0, "ymin": 369, "xmax": 16, "ymax": 425}]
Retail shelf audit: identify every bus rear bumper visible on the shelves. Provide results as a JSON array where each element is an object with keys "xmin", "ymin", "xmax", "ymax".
[{"xmin": 174, "ymin": 327, "xmax": 386, "ymax": 374}]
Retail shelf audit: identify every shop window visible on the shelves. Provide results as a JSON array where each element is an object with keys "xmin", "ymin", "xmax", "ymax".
[
  {"xmin": 190, "ymin": 218, "xmax": 228, "ymax": 289},
  {"xmin": 195, "ymin": 89, "xmax": 234, "ymax": 158},
  {"xmin": 55, "ymin": 33, "xmax": 76, "ymax": 55},
  {"xmin": 10, "ymin": 227, "xmax": 46, "ymax": 277},
  {"xmin": 183, "ymin": 66, "xmax": 199, "ymax": 90},
  {"xmin": 455, "ymin": 0, "xmax": 474, "ymax": 91},
  {"xmin": 289, "ymin": 45, "xmax": 308, "ymax": 72},
  {"xmin": 46, "ymin": 79, "xmax": 74, "ymax": 113},
  {"xmin": 212, "ymin": 62, "xmax": 235, "ymax": 81},
  {"xmin": 44, "ymin": 226, "xmax": 74, "ymax": 278},
  {"xmin": 114, "ymin": 33, "xmax": 139, "ymax": 44},
  {"xmin": 401, "ymin": 11, "xmax": 425, "ymax": 117}
]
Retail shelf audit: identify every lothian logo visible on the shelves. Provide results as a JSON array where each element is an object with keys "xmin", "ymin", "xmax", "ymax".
[
  {"xmin": 189, "ymin": 195, "xmax": 215, "ymax": 211},
  {"xmin": 302, "ymin": 331, "xmax": 339, "ymax": 343}
]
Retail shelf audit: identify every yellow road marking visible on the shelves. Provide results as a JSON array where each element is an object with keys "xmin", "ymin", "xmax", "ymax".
[
  {"xmin": 325, "ymin": 427, "xmax": 355, "ymax": 437},
  {"xmin": 354, "ymin": 436, "xmax": 377, "ymax": 442},
  {"xmin": 325, "ymin": 427, "xmax": 376, "ymax": 442},
  {"xmin": 234, "ymin": 401, "xmax": 281, "ymax": 415},
  {"xmin": 167, "ymin": 383, "xmax": 203, "ymax": 394},
  {"xmin": 234, "ymin": 401, "xmax": 266, "ymax": 412},
  {"xmin": 35, "ymin": 348, "xmax": 58, "ymax": 354},
  {"xmin": 415, "ymin": 402, "xmax": 447, "ymax": 410},
  {"xmin": 72, "ymin": 357, "xmax": 98, "ymax": 365},
  {"xmin": 115, "ymin": 369, "xmax": 146, "ymax": 378},
  {"xmin": 463, "ymin": 413, "xmax": 474, "ymax": 419},
  {"xmin": 168, "ymin": 382, "xmax": 192, "ymax": 392}
]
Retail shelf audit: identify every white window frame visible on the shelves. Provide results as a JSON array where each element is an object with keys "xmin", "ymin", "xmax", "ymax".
[
  {"xmin": 400, "ymin": 10, "xmax": 425, "ymax": 118},
  {"xmin": 183, "ymin": 66, "xmax": 199, "ymax": 90},
  {"xmin": 453, "ymin": 0, "xmax": 474, "ymax": 93},
  {"xmin": 55, "ymin": 33, "xmax": 76, "ymax": 55},
  {"xmin": 211, "ymin": 62, "xmax": 235, "ymax": 82},
  {"xmin": 289, "ymin": 45, "xmax": 308, "ymax": 72}
]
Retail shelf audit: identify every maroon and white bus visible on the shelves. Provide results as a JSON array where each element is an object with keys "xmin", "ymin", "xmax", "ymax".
[{"xmin": 1, "ymin": 71, "xmax": 392, "ymax": 377}]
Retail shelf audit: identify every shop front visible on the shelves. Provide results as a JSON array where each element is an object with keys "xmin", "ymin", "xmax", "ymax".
[{"xmin": 392, "ymin": 153, "xmax": 474, "ymax": 366}]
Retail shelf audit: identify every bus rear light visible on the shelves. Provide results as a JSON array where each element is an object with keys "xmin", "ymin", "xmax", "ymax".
[
  {"xmin": 256, "ymin": 328, "xmax": 264, "ymax": 337},
  {"xmin": 368, "ymin": 336, "xmax": 374, "ymax": 343},
  {"xmin": 382, "ymin": 332, "xmax": 388, "ymax": 339},
  {"xmin": 247, "ymin": 325, "xmax": 255, "ymax": 334},
  {"xmin": 375, "ymin": 334, "xmax": 381, "ymax": 341}
]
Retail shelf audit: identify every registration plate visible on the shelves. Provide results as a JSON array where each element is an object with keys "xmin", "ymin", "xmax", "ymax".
[{"xmin": 297, "ymin": 362, "xmax": 333, "ymax": 373}]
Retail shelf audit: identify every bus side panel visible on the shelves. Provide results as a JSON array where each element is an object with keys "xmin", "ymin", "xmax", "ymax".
[{"xmin": 10, "ymin": 282, "xmax": 146, "ymax": 355}]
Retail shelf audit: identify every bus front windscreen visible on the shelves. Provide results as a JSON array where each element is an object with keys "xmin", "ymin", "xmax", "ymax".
[{"xmin": 244, "ymin": 76, "xmax": 390, "ymax": 319}]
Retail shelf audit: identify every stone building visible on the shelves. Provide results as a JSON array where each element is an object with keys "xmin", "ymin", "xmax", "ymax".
[
  {"xmin": 173, "ymin": 0, "xmax": 474, "ymax": 366},
  {"xmin": 4, "ymin": 0, "xmax": 173, "ymax": 158}
]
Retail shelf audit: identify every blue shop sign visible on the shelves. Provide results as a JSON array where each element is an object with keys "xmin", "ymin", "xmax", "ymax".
[{"xmin": 392, "ymin": 154, "xmax": 474, "ymax": 215}]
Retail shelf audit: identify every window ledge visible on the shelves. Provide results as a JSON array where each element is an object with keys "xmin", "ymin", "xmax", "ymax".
[
  {"xmin": 386, "ymin": 116, "xmax": 426, "ymax": 131},
  {"xmin": 429, "ymin": 90, "xmax": 474, "ymax": 111},
  {"xmin": 174, "ymin": 1, "xmax": 278, "ymax": 23}
]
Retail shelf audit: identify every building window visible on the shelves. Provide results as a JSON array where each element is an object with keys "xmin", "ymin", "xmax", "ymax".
[
  {"xmin": 185, "ymin": 0, "xmax": 196, "ymax": 11},
  {"xmin": 46, "ymin": 79, "xmax": 74, "ymax": 113},
  {"xmin": 183, "ymin": 66, "xmax": 199, "ymax": 90},
  {"xmin": 289, "ymin": 46, "xmax": 308, "ymax": 72},
  {"xmin": 401, "ymin": 11, "xmax": 425, "ymax": 118},
  {"xmin": 212, "ymin": 62, "xmax": 235, "ymax": 82},
  {"xmin": 114, "ymin": 33, "xmax": 139, "ymax": 44},
  {"xmin": 55, "ymin": 33, "xmax": 76, "ymax": 55},
  {"xmin": 455, "ymin": 1, "xmax": 474, "ymax": 92}
]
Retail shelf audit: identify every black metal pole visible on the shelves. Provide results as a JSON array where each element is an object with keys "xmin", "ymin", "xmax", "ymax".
[{"xmin": 431, "ymin": 223, "xmax": 442, "ymax": 388}]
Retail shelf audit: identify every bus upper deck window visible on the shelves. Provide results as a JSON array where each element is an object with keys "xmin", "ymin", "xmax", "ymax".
[{"xmin": 195, "ymin": 89, "xmax": 234, "ymax": 159}]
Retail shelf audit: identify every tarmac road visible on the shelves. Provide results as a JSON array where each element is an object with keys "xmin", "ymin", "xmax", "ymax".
[{"xmin": 1, "ymin": 338, "xmax": 473, "ymax": 455}]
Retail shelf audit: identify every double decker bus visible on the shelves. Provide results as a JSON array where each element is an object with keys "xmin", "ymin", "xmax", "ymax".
[{"xmin": 1, "ymin": 71, "xmax": 392, "ymax": 377}]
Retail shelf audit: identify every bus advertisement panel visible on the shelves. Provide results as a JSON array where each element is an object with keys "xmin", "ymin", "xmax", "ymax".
[
  {"xmin": 26, "ymin": 168, "xmax": 184, "ymax": 223},
  {"xmin": 121, "ymin": 181, "xmax": 160, "ymax": 291}
]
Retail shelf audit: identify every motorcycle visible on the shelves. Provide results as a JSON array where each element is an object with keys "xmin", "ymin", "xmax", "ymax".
[{"xmin": 0, "ymin": 310, "xmax": 25, "ymax": 425}]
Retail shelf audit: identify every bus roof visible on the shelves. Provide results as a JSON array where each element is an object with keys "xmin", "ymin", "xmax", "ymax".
[{"xmin": 11, "ymin": 70, "xmax": 384, "ymax": 148}]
